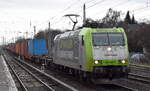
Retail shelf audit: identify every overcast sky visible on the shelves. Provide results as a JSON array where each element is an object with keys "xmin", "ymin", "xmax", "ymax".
[{"xmin": 0, "ymin": 0, "xmax": 149, "ymax": 44}]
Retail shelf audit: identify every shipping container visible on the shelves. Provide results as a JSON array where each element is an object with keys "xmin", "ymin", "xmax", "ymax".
[
  {"xmin": 20, "ymin": 42, "xmax": 24, "ymax": 56},
  {"xmin": 15, "ymin": 43, "xmax": 21, "ymax": 55},
  {"xmin": 23, "ymin": 40, "xmax": 32, "ymax": 59},
  {"xmin": 18, "ymin": 43, "xmax": 21, "ymax": 55},
  {"xmin": 28, "ymin": 40, "xmax": 48, "ymax": 56}
]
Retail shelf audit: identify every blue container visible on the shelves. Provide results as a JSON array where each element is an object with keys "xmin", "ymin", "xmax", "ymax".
[{"xmin": 28, "ymin": 40, "xmax": 48, "ymax": 56}]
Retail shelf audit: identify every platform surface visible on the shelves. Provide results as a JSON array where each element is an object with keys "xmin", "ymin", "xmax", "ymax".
[{"xmin": 0, "ymin": 55, "xmax": 18, "ymax": 91}]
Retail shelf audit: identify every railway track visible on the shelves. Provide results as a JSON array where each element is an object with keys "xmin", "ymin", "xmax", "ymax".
[
  {"xmin": 109, "ymin": 64, "xmax": 150, "ymax": 91},
  {"xmin": 3, "ymin": 50, "xmax": 140, "ymax": 91},
  {"xmin": 14, "ymin": 58, "xmax": 137, "ymax": 91},
  {"xmin": 110, "ymin": 83, "xmax": 138, "ymax": 91},
  {"xmin": 130, "ymin": 64, "xmax": 150, "ymax": 72},
  {"xmin": 3, "ymin": 54, "xmax": 78, "ymax": 91},
  {"xmin": 128, "ymin": 73, "xmax": 150, "ymax": 84},
  {"xmin": 111, "ymin": 65, "xmax": 150, "ymax": 91},
  {"xmin": 128, "ymin": 64, "xmax": 150, "ymax": 84},
  {"xmin": 3, "ymin": 54, "xmax": 55, "ymax": 91}
]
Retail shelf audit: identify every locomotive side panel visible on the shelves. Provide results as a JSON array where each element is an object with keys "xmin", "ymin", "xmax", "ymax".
[{"xmin": 53, "ymin": 31, "xmax": 84, "ymax": 70}]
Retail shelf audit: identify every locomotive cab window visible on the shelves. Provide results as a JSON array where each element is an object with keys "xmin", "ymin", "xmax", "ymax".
[
  {"xmin": 93, "ymin": 33, "xmax": 109, "ymax": 46},
  {"xmin": 108, "ymin": 33, "xmax": 125, "ymax": 46},
  {"xmin": 92, "ymin": 33, "xmax": 125, "ymax": 46},
  {"xmin": 92, "ymin": 33, "xmax": 109, "ymax": 46}
]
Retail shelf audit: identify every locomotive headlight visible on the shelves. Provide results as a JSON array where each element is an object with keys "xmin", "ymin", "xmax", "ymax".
[
  {"xmin": 121, "ymin": 60, "xmax": 126, "ymax": 64},
  {"xmin": 95, "ymin": 60, "xmax": 99, "ymax": 64},
  {"xmin": 107, "ymin": 47, "xmax": 112, "ymax": 51}
]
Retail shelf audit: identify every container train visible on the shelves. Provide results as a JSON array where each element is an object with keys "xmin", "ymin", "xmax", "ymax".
[
  {"xmin": 5, "ymin": 27, "xmax": 130, "ymax": 79},
  {"xmin": 6, "ymin": 40, "xmax": 48, "ymax": 63}
]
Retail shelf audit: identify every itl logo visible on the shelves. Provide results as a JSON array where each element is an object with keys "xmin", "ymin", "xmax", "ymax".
[{"xmin": 104, "ymin": 54, "xmax": 117, "ymax": 56}]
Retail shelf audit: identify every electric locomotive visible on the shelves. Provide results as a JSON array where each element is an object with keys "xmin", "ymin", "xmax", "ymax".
[{"xmin": 49, "ymin": 27, "xmax": 130, "ymax": 79}]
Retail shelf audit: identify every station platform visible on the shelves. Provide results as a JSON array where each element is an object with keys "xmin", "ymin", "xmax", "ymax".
[{"xmin": 0, "ymin": 55, "xmax": 18, "ymax": 91}]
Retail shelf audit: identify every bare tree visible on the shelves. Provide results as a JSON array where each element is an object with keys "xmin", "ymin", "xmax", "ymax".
[{"xmin": 101, "ymin": 8, "xmax": 121, "ymax": 27}]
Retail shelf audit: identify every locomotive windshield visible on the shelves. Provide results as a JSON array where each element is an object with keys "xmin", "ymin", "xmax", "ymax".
[
  {"xmin": 92, "ymin": 33, "xmax": 125, "ymax": 46},
  {"xmin": 109, "ymin": 33, "xmax": 124, "ymax": 46},
  {"xmin": 92, "ymin": 33, "xmax": 109, "ymax": 46}
]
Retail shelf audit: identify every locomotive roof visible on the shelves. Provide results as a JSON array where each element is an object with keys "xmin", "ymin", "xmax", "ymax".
[
  {"xmin": 58, "ymin": 30, "xmax": 81, "ymax": 39},
  {"xmin": 54, "ymin": 27, "xmax": 125, "ymax": 39},
  {"xmin": 79, "ymin": 27, "xmax": 125, "ymax": 35}
]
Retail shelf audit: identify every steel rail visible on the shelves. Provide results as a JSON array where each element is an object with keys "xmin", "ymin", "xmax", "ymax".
[
  {"xmin": 112, "ymin": 83, "xmax": 138, "ymax": 91},
  {"xmin": 128, "ymin": 73, "xmax": 150, "ymax": 84},
  {"xmin": 130, "ymin": 64, "xmax": 150, "ymax": 69},
  {"xmin": 4, "ymin": 54, "xmax": 55, "ymax": 91},
  {"xmin": 12, "ymin": 58, "xmax": 55, "ymax": 91},
  {"xmin": 14, "ymin": 57, "xmax": 79, "ymax": 91},
  {"xmin": 3, "ymin": 55, "xmax": 28, "ymax": 91}
]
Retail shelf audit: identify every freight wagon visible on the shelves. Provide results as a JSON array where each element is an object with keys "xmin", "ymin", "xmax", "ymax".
[
  {"xmin": 6, "ymin": 39, "xmax": 48, "ymax": 64},
  {"xmin": 28, "ymin": 40, "xmax": 48, "ymax": 63},
  {"xmin": 20, "ymin": 40, "xmax": 32, "ymax": 59},
  {"xmin": 15, "ymin": 43, "xmax": 21, "ymax": 55},
  {"xmin": 6, "ymin": 44, "xmax": 16, "ymax": 53}
]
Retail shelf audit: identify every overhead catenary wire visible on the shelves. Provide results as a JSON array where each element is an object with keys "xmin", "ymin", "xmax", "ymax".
[
  {"xmin": 129, "ymin": 1, "xmax": 150, "ymax": 20},
  {"xmin": 85, "ymin": 0, "xmax": 131, "ymax": 20},
  {"xmin": 27, "ymin": 0, "xmax": 82, "ymax": 31},
  {"xmin": 85, "ymin": 0, "xmax": 97, "ymax": 4},
  {"xmin": 139, "ymin": 14, "xmax": 150, "ymax": 18},
  {"xmin": 51, "ymin": 17, "xmax": 64, "ymax": 26},
  {"xmin": 74, "ymin": 0, "xmax": 107, "ymax": 14},
  {"xmin": 51, "ymin": 0, "xmax": 108, "ymax": 27},
  {"xmin": 108, "ymin": 0, "xmax": 150, "ymax": 21},
  {"xmin": 74, "ymin": 0, "xmax": 130, "ymax": 19},
  {"xmin": 40, "ymin": 0, "xmax": 111, "ymax": 30},
  {"xmin": 91, "ymin": 0, "xmax": 131, "ymax": 17},
  {"xmin": 51, "ymin": 0, "xmax": 104, "ymax": 20},
  {"xmin": 47, "ymin": 0, "xmax": 150, "ymax": 29},
  {"xmin": 86, "ymin": 0, "xmax": 105, "ymax": 9},
  {"xmin": 50, "ymin": 0, "xmax": 82, "ymax": 20},
  {"xmin": 51, "ymin": 0, "xmax": 128, "ymax": 28},
  {"xmin": 132, "ymin": 5, "xmax": 150, "ymax": 13}
]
